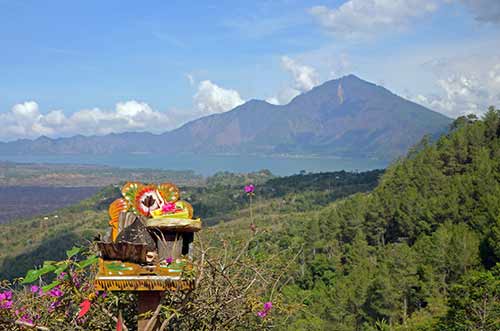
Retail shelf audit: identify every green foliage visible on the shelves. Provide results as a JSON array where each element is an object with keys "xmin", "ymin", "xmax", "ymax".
[
  {"xmin": 438, "ymin": 266, "xmax": 500, "ymax": 331},
  {"xmin": 268, "ymin": 108, "xmax": 500, "ymax": 330}
]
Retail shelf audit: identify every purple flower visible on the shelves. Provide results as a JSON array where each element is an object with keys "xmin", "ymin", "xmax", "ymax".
[
  {"xmin": 57, "ymin": 272, "xmax": 67, "ymax": 281},
  {"xmin": 165, "ymin": 257, "xmax": 174, "ymax": 264},
  {"xmin": 0, "ymin": 291, "xmax": 13, "ymax": 309},
  {"xmin": 257, "ymin": 301, "xmax": 272, "ymax": 318},
  {"xmin": 0, "ymin": 291, "xmax": 12, "ymax": 301},
  {"xmin": 263, "ymin": 301, "xmax": 273, "ymax": 311},
  {"xmin": 0, "ymin": 300, "xmax": 12, "ymax": 309},
  {"xmin": 72, "ymin": 273, "xmax": 81, "ymax": 289},
  {"xmin": 257, "ymin": 310, "xmax": 267, "ymax": 318},
  {"xmin": 48, "ymin": 299, "xmax": 62, "ymax": 312},
  {"xmin": 30, "ymin": 285, "xmax": 39, "ymax": 294},
  {"xmin": 244, "ymin": 184, "xmax": 255, "ymax": 194},
  {"xmin": 48, "ymin": 287, "xmax": 63, "ymax": 298},
  {"xmin": 20, "ymin": 314, "xmax": 33, "ymax": 324}
]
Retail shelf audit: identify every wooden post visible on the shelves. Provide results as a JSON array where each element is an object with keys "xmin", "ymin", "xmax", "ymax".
[{"xmin": 137, "ymin": 291, "xmax": 162, "ymax": 331}]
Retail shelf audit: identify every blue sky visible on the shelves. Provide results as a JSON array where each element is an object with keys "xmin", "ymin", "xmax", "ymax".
[{"xmin": 0, "ymin": 0, "xmax": 499, "ymax": 141}]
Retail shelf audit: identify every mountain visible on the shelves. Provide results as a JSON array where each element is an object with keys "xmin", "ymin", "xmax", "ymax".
[{"xmin": 0, "ymin": 75, "xmax": 452, "ymax": 159}]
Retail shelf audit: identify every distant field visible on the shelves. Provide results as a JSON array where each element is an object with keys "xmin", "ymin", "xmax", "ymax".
[
  {"xmin": 0, "ymin": 186, "xmax": 101, "ymax": 224},
  {"xmin": 0, "ymin": 161, "xmax": 203, "ymax": 187}
]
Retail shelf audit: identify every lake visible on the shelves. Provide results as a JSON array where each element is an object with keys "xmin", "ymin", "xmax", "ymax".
[{"xmin": 0, "ymin": 154, "xmax": 389, "ymax": 176}]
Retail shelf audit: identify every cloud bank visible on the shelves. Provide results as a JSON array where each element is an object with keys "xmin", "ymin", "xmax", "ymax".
[
  {"xmin": 0, "ymin": 79, "xmax": 248, "ymax": 141},
  {"xmin": 0, "ymin": 101, "xmax": 172, "ymax": 141},
  {"xmin": 310, "ymin": 0, "xmax": 500, "ymax": 39},
  {"xmin": 414, "ymin": 54, "xmax": 500, "ymax": 117},
  {"xmin": 310, "ymin": 0, "xmax": 441, "ymax": 38}
]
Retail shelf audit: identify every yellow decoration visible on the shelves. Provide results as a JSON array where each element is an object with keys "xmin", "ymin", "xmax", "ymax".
[
  {"xmin": 145, "ymin": 217, "xmax": 202, "ymax": 232},
  {"xmin": 108, "ymin": 198, "xmax": 129, "ymax": 240},
  {"xmin": 157, "ymin": 182, "xmax": 180, "ymax": 202}
]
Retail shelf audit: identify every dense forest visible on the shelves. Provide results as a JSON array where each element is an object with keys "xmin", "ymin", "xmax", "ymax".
[
  {"xmin": 0, "ymin": 108, "xmax": 499, "ymax": 330},
  {"xmin": 268, "ymin": 108, "xmax": 500, "ymax": 330}
]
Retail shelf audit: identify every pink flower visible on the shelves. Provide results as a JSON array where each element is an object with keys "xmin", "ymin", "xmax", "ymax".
[
  {"xmin": 257, "ymin": 310, "xmax": 267, "ymax": 318},
  {"xmin": 0, "ymin": 291, "xmax": 12, "ymax": 301},
  {"xmin": 30, "ymin": 285, "xmax": 39, "ymax": 294},
  {"xmin": 0, "ymin": 300, "xmax": 12, "ymax": 309},
  {"xmin": 244, "ymin": 184, "xmax": 255, "ymax": 194},
  {"xmin": 0, "ymin": 291, "xmax": 13, "ymax": 309},
  {"xmin": 165, "ymin": 257, "xmax": 174, "ymax": 264},
  {"xmin": 19, "ymin": 314, "xmax": 33, "ymax": 324},
  {"xmin": 257, "ymin": 301, "xmax": 272, "ymax": 318},
  {"xmin": 162, "ymin": 202, "xmax": 176, "ymax": 213},
  {"xmin": 48, "ymin": 287, "xmax": 63, "ymax": 298}
]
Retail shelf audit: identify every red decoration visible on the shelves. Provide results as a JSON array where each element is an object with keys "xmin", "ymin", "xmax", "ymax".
[
  {"xmin": 116, "ymin": 311, "xmax": 123, "ymax": 331},
  {"xmin": 135, "ymin": 186, "xmax": 164, "ymax": 217},
  {"xmin": 78, "ymin": 299, "xmax": 91, "ymax": 318}
]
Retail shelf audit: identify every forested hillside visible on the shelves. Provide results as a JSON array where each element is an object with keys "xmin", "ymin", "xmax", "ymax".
[
  {"xmin": 0, "ymin": 169, "xmax": 381, "ymax": 281},
  {"xmin": 266, "ymin": 108, "xmax": 500, "ymax": 330}
]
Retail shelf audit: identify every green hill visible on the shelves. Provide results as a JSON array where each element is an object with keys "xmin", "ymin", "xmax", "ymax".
[
  {"xmin": 0, "ymin": 169, "xmax": 381, "ymax": 281},
  {"xmin": 254, "ymin": 108, "xmax": 500, "ymax": 330}
]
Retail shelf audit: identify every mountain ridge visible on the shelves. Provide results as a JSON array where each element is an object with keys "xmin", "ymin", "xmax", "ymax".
[{"xmin": 0, "ymin": 75, "xmax": 452, "ymax": 159}]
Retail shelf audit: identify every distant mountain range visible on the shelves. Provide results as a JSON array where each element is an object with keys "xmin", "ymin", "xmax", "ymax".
[{"xmin": 0, "ymin": 75, "xmax": 452, "ymax": 160}]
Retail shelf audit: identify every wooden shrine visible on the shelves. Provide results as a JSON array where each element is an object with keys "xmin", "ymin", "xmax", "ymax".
[{"xmin": 94, "ymin": 182, "xmax": 201, "ymax": 330}]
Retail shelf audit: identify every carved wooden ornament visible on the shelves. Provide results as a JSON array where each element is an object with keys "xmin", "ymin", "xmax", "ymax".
[{"xmin": 94, "ymin": 182, "xmax": 201, "ymax": 292}]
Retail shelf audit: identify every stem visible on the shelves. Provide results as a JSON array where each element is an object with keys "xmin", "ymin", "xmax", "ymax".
[{"xmin": 249, "ymin": 194, "xmax": 254, "ymax": 227}]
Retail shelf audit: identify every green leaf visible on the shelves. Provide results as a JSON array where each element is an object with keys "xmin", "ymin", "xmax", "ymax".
[
  {"xmin": 22, "ymin": 264, "xmax": 57, "ymax": 284},
  {"xmin": 42, "ymin": 280, "xmax": 61, "ymax": 292},
  {"xmin": 76, "ymin": 256, "xmax": 99, "ymax": 269},
  {"xmin": 53, "ymin": 262, "xmax": 69, "ymax": 276},
  {"xmin": 66, "ymin": 246, "xmax": 82, "ymax": 258}
]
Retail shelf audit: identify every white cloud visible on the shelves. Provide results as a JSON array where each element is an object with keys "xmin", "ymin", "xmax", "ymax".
[
  {"xmin": 1, "ymin": 81, "xmax": 248, "ymax": 141},
  {"xmin": 309, "ymin": 0, "xmax": 500, "ymax": 38},
  {"xmin": 193, "ymin": 80, "xmax": 244, "ymax": 115},
  {"xmin": 281, "ymin": 56, "xmax": 319, "ymax": 92},
  {"xmin": 412, "ymin": 54, "xmax": 500, "ymax": 117},
  {"xmin": 0, "ymin": 100, "xmax": 173, "ymax": 141},
  {"xmin": 267, "ymin": 56, "xmax": 320, "ymax": 105},
  {"xmin": 266, "ymin": 87, "xmax": 301, "ymax": 105},
  {"xmin": 310, "ymin": 0, "xmax": 441, "ymax": 38}
]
